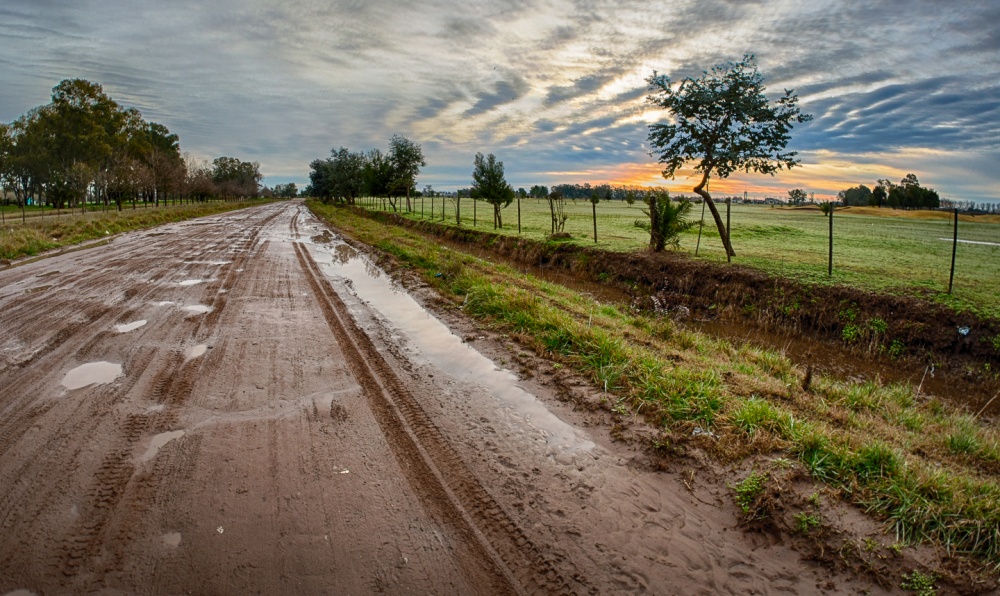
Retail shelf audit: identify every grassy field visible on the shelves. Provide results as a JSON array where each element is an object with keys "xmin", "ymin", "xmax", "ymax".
[
  {"xmin": 358, "ymin": 196, "xmax": 1000, "ymax": 319},
  {"xmin": 312, "ymin": 200, "xmax": 1000, "ymax": 577},
  {"xmin": 0, "ymin": 199, "xmax": 277, "ymax": 261}
]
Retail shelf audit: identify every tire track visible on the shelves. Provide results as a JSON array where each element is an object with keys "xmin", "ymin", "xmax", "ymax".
[
  {"xmin": 49, "ymin": 206, "xmax": 281, "ymax": 584},
  {"xmin": 293, "ymin": 238, "xmax": 577, "ymax": 595}
]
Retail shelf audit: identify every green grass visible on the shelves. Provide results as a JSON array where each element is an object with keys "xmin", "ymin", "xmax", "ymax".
[
  {"xmin": 311, "ymin": 201, "xmax": 1000, "ymax": 569},
  {"xmin": 0, "ymin": 199, "xmax": 276, "ymax": 260},
  {"xmin": 356, "ymin": 197, "xmax": 1000, "ymax": 319}
]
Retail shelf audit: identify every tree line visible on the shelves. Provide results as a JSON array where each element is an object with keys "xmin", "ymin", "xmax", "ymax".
[
  {"xmin": 307, "ymin": 135, "xmax": 425, "ymax": 211},
  {"xmin": 0, "ymin": 79, "xmax": 263, "ymax": 214},
  {"xmin": 837, "ymin": 174, "xmax": 940, "ymax": 210}
]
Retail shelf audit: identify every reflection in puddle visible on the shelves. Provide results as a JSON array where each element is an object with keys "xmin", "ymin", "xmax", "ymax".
[
  {"xmin": 162, "ymin": 532, "xmax": 182, "ymax": 548},
  {"xmin": 142, "ymin": 430, "xmax": 185, "ymax": 462},
  {"xmin": 62, "ymin": 362, "xmax": 122, "ymax": 390},
  {"xmin": 115, "ymin": 320, "xmax": 147, "ymax": 333},
  {"xmin": 312, "ymin": 240, "xmax": 594, "ymax": 454},
  {"xmin": 153, "ymin": 301, "xmax": 176, "ymax": 307},
  {"xmin": 183, "ymin": 305, "xmax": 212, "ymax": 314},
  {"xmin": 179, "ymin": 279, "xmax": 204, "ymax": 286},
  {"xmin": 187, "ymin": 344, "xmax": 207, "ymax": 359}
]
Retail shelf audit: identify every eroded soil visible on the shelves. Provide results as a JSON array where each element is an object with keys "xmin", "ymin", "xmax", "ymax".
[{"xmin": 0, "ymin": 201, "xmax": 935, "ymax": 594}]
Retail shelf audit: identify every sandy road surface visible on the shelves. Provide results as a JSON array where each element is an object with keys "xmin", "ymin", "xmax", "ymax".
[{"xmin": 0, "ymin": 202, "xmax": 880, "ymax": 594}]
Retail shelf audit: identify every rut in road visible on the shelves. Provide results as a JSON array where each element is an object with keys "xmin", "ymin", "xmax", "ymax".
[
  {"xmin": 292, "ymin": 228, "xmax": 578, "ymax": 595},
  {"xmin": 47, "ymin": 208, "xmax": 281, "ymax": 585}
]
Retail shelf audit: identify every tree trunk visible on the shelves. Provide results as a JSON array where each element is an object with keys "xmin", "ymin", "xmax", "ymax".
[{"xmin": 693, "ymin": 170, "xmax": 735, "ymax": 257}]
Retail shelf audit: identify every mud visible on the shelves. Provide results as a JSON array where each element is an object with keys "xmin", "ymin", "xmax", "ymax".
[
  {"xmin": 363, "ymin": 210, "xmax": 1000, "ymax": 412},
  {"xmin": 0, "ymin": 201, "xmax": 941, "ymax": 594}
]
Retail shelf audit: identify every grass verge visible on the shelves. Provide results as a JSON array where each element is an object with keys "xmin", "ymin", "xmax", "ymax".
[
  {"xmin": 310, "ymin": 201, "xmax": 1000, "ymax": 572},
  {"xmin": 0, "ymin": 200, "xmax": 275, "ymax": 261}
]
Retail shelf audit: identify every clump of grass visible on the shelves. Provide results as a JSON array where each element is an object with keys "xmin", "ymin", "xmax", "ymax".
[{"xmin": 730, "ymin": 396, "xmax": 793, "ymax": 438}]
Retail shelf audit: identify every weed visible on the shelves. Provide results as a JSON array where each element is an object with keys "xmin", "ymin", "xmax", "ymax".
[
  {"xmin": 868, "ymin": 317, "xmax": 888, "ymax": 334},
  {"xmin": 900, "ymin": 570, "xmax": 936, "ymax": 595},
  {"xmin": 807, "ymin": 492, "xmax": 822, "ymax": 506},
  {"xmin": 841, "ymin": 323, "xmax": 861, "ymax": 343},
  {"xmin": 794, "ymin": 511, "xmax": 821, "ymax": 533},
  {"xmin": 733, "ymin": 470, "xmax": 769, "ymax": 518},
  {"xmin": 887, "ymin": 339, "xmax": 906, "ymax": 359},
  {"xmin": 864, "ymin": 537, "xmax": 879, "ymax": 552}
]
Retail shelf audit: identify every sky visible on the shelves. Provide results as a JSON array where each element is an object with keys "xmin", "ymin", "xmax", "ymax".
[{"xmin": 1, "ymin": 0, "xmax": 998, "ymax": 202}]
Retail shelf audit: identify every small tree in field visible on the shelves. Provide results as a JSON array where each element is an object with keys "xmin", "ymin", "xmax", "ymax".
[
  {"xmin": 788, "ymin": 188, "xmax": 808, "ymax": 205},
  {"xmin": 471, "ymin": 152, "xmax": 514, "ymax": 229},
  {"xmin": 547, "ymin": 190, "xmax": 568, "ymax": 234},
  {"xmin": 646, "ymin": 54, "xmax": 811, "ymax": 257},
  {"xmin": 635, "ymin": 190, "xmax": 692, "ymax": 251}
]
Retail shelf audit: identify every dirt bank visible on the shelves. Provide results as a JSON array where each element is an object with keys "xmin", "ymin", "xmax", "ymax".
[{"xmin": 359, "ymin": 210, "xmax": 1000, "ymax": 406}]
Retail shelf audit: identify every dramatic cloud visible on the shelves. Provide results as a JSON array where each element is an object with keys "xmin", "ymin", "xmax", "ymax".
[{"xmin": 1, "ymin": 0, "xmax": 997, "ymax": 201}]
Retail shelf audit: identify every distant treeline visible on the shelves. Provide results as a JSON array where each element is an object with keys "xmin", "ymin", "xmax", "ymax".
[{"xmin": 0, "ymin": 79, "xmax": 263, "ymax": 211}]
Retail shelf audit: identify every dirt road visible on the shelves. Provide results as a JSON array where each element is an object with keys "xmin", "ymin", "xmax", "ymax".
[{"xmin": 0, "ymin": 202, "xmax": 884, "ymax": 594}]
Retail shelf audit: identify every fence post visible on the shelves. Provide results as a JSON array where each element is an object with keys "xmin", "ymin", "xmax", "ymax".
[
  {"xmin": 517, "ymin": 195, "xmax": 521, "ymax": 234},
  {"xmin": 949, "ymin": 208, "xmax": 958, "ymax": 294},
  {"xmin": 592, "ymin": 199, "xmax": 598, "ymax": 243},
  {"xmin": 828, "ymin": 202, "xmax": 834, "ymax": 276},
  {"xmin": 726, "ymin": 197, "xmax": 731, "ymax": 264}
]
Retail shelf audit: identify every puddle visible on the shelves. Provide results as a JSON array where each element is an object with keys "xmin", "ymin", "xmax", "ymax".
[
  {"xmin": 36, "ymin": 270, "xmax": 60, "ymax": 278},
  {"xmin": 179, "ymin": 279, "xmax": 204, "ymax": 286},
  {"xmin": 183, "ymin": 305, "xmax": 213, "ymax": 314},
  {"xmin": 114, "ymin": 320, "xmax": 147, "ymax": 333},
  {"xmin": 312, "ymin": 241, "xmax": 594, "ymax": 454},
  {"xmin": 61, "ymin": 362, "xmax": 122, "ymax": 390},
  {"xmin": 141, "ymin": 430, "xmax": 185, "ymax": 462},
  {"xmin": 25, "ymin": 285, "xmax": 52, "ymax": 294},
  {"xmin": 162, "ymin": 532, "xmax": 182, "ymax": 548},
  {"xmin": 153, "ymin": 301, "xmax": 176, "ymax": 307},
  {"xmin": 187, "ymin": 344, "xmax": 208, "ymax": 359}
]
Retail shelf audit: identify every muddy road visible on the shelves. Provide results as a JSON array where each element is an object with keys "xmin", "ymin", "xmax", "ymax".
[{"xmin": 0, "ymin": 202, "xmax": 885, "ymax": 594}]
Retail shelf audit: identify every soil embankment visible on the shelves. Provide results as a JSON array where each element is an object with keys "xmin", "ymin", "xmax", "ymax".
[{"xmin": 360, "ymin": 210, "xmax": 1000, "ymax": 408}]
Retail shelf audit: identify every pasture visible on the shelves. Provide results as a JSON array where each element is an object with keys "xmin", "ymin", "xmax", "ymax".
[{"xmin": 363, "ymin": 197, "xmax": 1000, "ymax": 319}]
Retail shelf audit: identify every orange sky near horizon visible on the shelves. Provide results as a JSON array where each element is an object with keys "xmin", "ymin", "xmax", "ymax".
[{"xmin": 546, "ymin": 153, "xmax": 920, "ymax": 201}]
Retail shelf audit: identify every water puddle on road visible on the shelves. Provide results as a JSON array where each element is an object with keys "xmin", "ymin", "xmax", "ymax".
[
  {"xmin": 186, "ymin": 344, "xmax": 208, "ymax": 359},
  {"xmin": 61, "ymin": 362, "xmax": 122, "ymax": 390},
  {"xmin": 179, "ymin": 279, "xmax": 205, "ymax": 286},
  {"xmin": 162, "ymin": 532, "xmax": 182, "ymax": 548},
  {"xmin": 115, "ymin": 320, "xmax": 147, "ymax": 333},
  {"xmin": 183, "ymin": 305, "xmax": 213, "ymax": 314},
  {"xmin": 142, "ymin": 430, "xmax": 185, "ymax": 462},
  {"xmin": 309, "ymin": 239, "xmax": 595, "ymax": 455}
]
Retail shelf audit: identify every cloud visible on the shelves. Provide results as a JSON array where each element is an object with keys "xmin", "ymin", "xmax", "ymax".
[{"xmin": 0, "ymin": 0, "xmax": 997, "ymax": 201}]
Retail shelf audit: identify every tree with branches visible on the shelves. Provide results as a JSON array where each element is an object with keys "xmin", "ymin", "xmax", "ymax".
[{"xmin": 646, "ymin": 54, "xmax": 811, "ymax": 257}]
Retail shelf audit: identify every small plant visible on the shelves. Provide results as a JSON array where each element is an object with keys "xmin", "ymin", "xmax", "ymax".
[
  {"xmin": 900, "ymin": 570, "xmax": 936, "ymax": 595},
  {"xmin": 807, "ymin": 492, "xmax": 822, "ymax": 506},
  {"xmin": 863, "ymin": 537, "xmax": 879, "ymax": 552},
  {"xmin": 634, "ymin": 190, "xmax": 693, "ymax": 252},
  {"xmin": 989, "ymin": 334, "xmax": 1000, "ymax": 352},
  {"xmin": 869, "ymin": 317, "xmax": 888, "ymax": 334},
  {"xmin": 794, "ymin": 511, "xmax": 821, "ymax": 533},
  {"xmin": 732, "ymin": 470, "xmax": 769, "ymax": 517},
  {"xmin": 842, "ymin": 323, "xmax": 861, "ymax": 343},
  {"xmin": 887, "ymin": 339, "xmax": 905, "ymax": 359}
]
